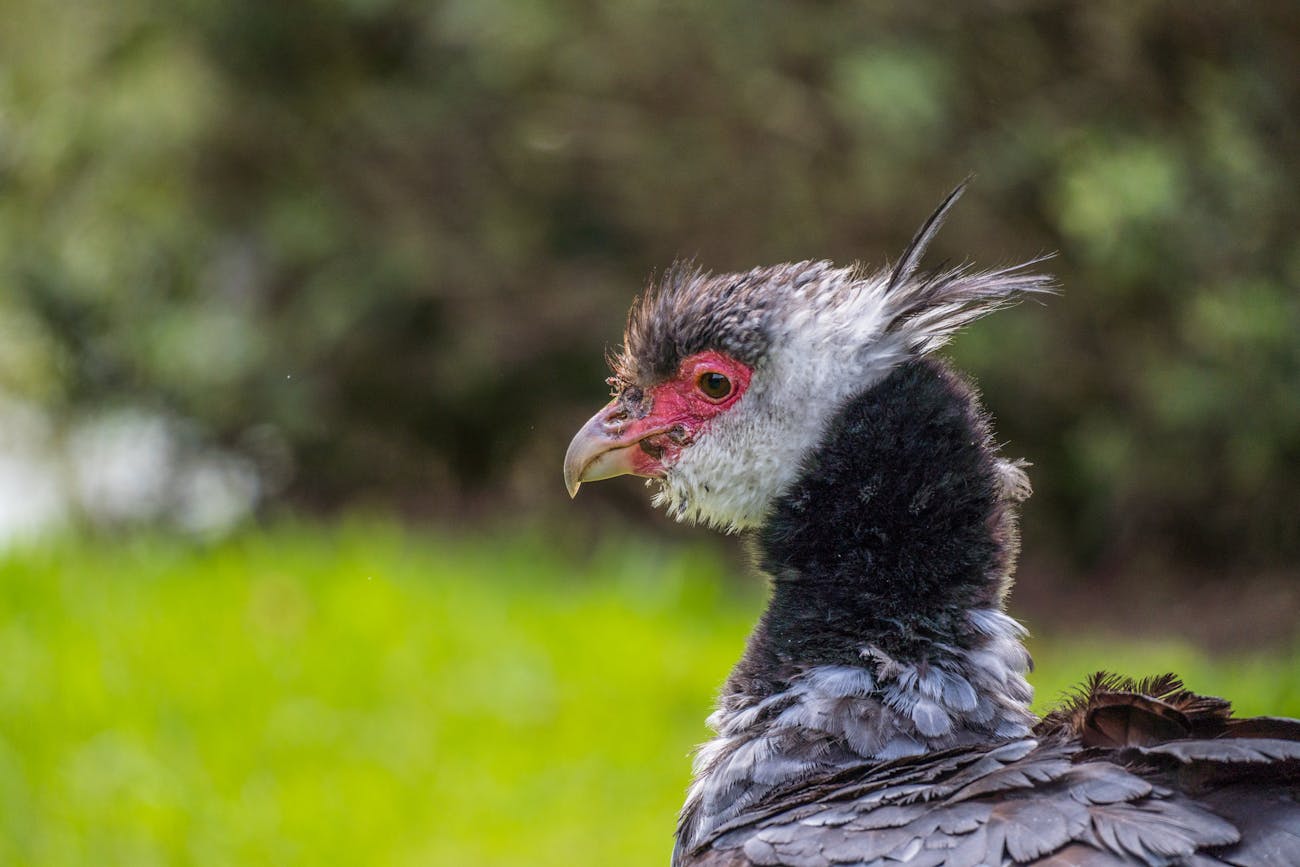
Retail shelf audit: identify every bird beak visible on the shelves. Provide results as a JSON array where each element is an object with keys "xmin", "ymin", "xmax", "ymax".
[{"xmin": 564, "ymin": 399, "xmax": 667, "ymax": 498}]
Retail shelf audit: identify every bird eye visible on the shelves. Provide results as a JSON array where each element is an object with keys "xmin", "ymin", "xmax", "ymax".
[{"xmin": 697, "ymin": 372, "xmax": 732, "ymax": 401}]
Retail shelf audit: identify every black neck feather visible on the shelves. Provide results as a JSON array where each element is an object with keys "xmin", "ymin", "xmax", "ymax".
[{"xmin": 727, "ymin": 357, "xmax": 1020, "ymax": 701}]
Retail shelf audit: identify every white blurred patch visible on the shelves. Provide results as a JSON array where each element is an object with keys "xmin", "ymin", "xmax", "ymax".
[
  {"xmin": 0, "ymin": 399, "xmax": 263, "ymax": 548},
  {"xmin": 0, "ymin": 398, "xmax": 67, "ymax": 543},
  {"xmin": 68, "ymin": 411, "xmax": 177, "ymax": 522},
  {"xmin": 173, "ymin": 453, "xmax": 260, "ymax": 536}
]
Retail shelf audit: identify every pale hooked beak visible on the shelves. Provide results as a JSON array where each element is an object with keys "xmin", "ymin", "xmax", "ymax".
[{"xmin": 563, "ymin": 399, "xmax": 668, "ymax": 498}]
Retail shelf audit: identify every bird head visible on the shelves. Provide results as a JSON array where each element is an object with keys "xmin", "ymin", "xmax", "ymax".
[{"xmin": 564, "ymin": 184, "xmax": 1052, "ymax": 532}]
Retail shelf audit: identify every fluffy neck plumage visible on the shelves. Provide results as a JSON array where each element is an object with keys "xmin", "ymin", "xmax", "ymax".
[{"xmin": 676, "ymin": 358, "xmax": 1036, "ymax": 856}]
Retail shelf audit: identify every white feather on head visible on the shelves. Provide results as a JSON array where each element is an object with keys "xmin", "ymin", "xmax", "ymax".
[{"xmin": 614, "ymin": 183, "xmax": 1055, "ymax": 532}]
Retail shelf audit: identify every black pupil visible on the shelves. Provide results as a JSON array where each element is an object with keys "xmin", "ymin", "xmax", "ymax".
[{"xmin": 700, "ymin": 372, "xmax": 731, "ymax": 399}]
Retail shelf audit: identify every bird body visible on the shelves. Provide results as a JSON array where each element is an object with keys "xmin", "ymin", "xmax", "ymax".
[{"xmin": 564, "ymin": 185, "xmax": 1300, "ymax": 865}]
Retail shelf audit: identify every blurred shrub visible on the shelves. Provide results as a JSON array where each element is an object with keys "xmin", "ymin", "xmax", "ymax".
[{"xmin": 0, "ymin": 1, "xmax": 1296, "ymax": 576}]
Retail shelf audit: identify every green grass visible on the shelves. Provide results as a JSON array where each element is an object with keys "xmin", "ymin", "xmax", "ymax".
[{"xmin": 0, "ymin": 522, "xmax": 1296, "ymax": 866}]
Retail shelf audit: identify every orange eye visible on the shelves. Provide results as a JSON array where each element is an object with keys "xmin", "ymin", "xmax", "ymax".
[{"xmin": 697, "ymin": 371, "xmax": 732, "ymax": 401}]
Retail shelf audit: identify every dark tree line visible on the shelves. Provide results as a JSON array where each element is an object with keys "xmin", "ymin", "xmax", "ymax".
[{"xmin": 1, "ymin": 1, "xmax": 1296, "ymax": 579}]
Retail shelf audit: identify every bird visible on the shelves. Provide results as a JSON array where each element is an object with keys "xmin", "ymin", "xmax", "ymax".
[{"xmin": 563, "ymin": 183, "xmax": 1300, "ymax": 867}]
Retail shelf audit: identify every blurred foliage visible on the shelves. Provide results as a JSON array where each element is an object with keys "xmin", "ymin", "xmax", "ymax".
[
  {"xmin": 0, "ymin": 2, "xmax": 1297, "ymax": 575},
  {"xmin": 1, "ymin": 524, "xmax": 1297, "ymax": 865}
]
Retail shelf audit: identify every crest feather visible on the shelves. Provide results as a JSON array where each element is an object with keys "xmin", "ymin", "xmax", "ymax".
[
  {"xmin": 878, "ymin": 181, "xmax": 1055, "ymax": 354},
  {"xmin": 885, "ymin": 178, "xmax": 970, "ymax": 294},
  {"xmin": 880, "ymin": 257, "xmax": 1056, "ymax": 355},
  {"xmin": 613, "ymin": 183, "xmax": 1055, "ymax": 386}
]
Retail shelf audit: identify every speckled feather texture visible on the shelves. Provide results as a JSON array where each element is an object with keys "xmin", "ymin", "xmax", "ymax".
[{"xmin": 593, "ymin": 185, "xmax": 1300, "ymax": 866}]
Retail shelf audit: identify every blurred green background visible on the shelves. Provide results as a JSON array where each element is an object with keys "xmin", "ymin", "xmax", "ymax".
[{"xmin": 0, "ymin": 1, "xmax": 1297, "ymax": 864}]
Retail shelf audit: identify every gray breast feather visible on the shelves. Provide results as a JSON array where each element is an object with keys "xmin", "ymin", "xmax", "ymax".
[{"xmin": 682, "ymin": 629, "xmax": 1038, "ymax": 852}]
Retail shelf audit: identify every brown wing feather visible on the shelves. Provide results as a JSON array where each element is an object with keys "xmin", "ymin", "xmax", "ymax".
[
  {"xmin": 1224, "ymin": 716, "xmax": 1300, "ymax": 740},
  {"xmin": 1036, "ymin": 671, "xmax": 1233, "ymax": 744},
  {"xmin": 1085, "ymin": 697, "xmax": 1192, "ymax": 748}
]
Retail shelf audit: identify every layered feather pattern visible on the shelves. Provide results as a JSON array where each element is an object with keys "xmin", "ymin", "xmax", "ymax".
[{"xmin": 684, "ymin": 677, "xmax": 1300, "ymax": 866}]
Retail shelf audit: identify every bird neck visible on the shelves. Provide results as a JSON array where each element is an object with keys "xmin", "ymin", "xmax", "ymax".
[
  {"xmin": 745, "ymin": 356, "xmax": 1030, "ymax": 692},
  {"xmin": 677, "ymin": 358, "xmax": 1035, "ymax": 854}
]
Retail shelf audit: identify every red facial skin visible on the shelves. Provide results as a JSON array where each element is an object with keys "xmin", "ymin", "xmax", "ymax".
[
  {"xmin": 623, "ymin": 350, "xmax": 753, "ymax": 477},
  {"xmin": 563, "ymin": 350, "xmax": 752, "ymax": 496}
]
